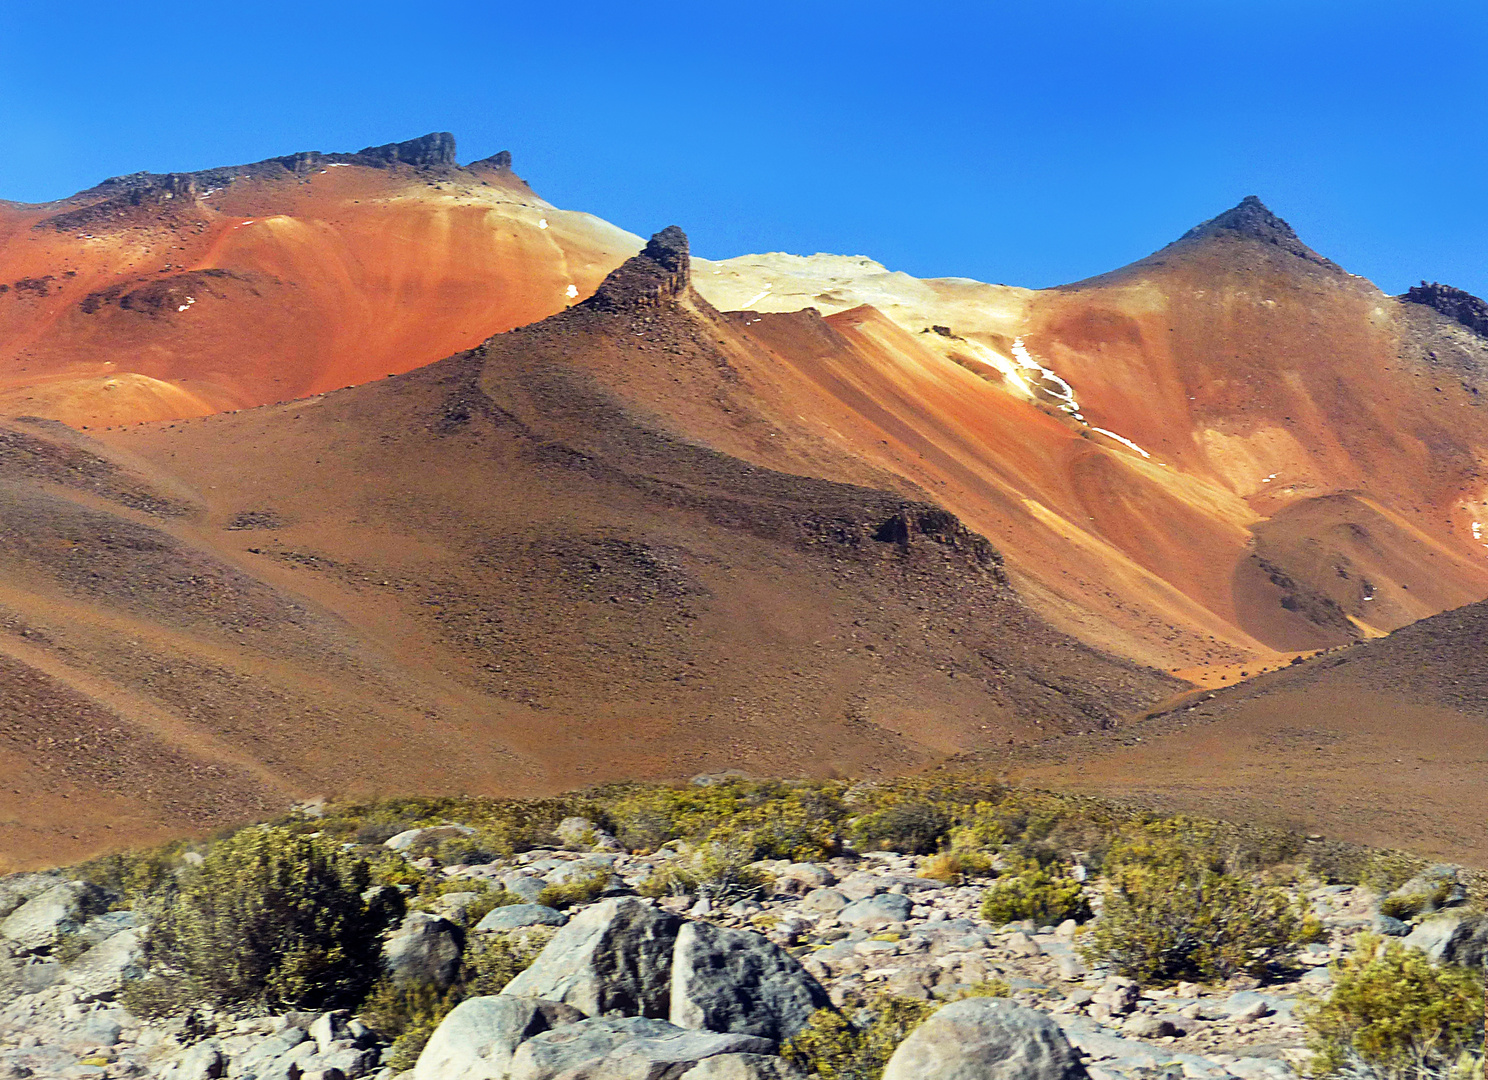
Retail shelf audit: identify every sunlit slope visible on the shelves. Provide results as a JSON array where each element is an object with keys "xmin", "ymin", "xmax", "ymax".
[
  {"xmin": 692, "ymin": 200, "xmax": 1488, "ymax": 668},
  {"xmin": 0, "ymin": 134, "xmax": 639, "ymax": 426}
]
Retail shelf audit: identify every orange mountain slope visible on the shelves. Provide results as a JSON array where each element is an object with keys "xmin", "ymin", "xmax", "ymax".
[
  {"xmin": 689, "ymin": 200, "xmax": 1488, "ymax": 670},
  {"xmin": 0, "ymin": 133, "xmax": 638, "ymax": 426}
]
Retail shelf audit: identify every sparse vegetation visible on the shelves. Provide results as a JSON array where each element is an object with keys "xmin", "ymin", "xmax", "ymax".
[
  {"xmin": 129, "ymin": 825, "xmax": 394, "ymax": 1013},
  {"xmin": 1301, "ymin": 936, "xmax": 1483, "ymax": 1080},
  {"xmin": 782, "ymin": 996, "xmax": 937, "ymax": 1080},
  {"xmin": 637, "ymin": 841, "xmax": 771, "ymax": 903},
  {"xmin": 980, "ymin": 853, "xmax": 1089, "ymax": 925},
  {"xmin": 1081, "ymin": 830, "xmax": 1320, "ymax": 983}
]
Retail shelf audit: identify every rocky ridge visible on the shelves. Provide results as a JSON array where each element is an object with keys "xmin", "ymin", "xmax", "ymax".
[
  {"xmin": 1402, "ymin": 281, "xmax": 1488, "ymax": 338},
  {"xmin": 0, "ymin": 820, "xmax": 1481, "ymax": 1080}
]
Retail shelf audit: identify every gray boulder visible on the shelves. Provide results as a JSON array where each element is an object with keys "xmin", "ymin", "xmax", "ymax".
[
  {"xmin": 0, "ymin": 881, "xmax": 103, "ymax": 952},
  {"xmin": 501, "ymin": 875, "xmax": 549, "ymax": 904},
  {"xmin": 414, "ymin": 995, "xmax": 583, "ymax": 1080},
  {"xmin": 501, "ymin": 897, "xmax": 680, "ymax": 1018},
  {"xmin": 0, "ymin": 874, "xmax": 58, "ymax": 919},
  {"xmin": 882, "ymin": 998, "xmax": 1088, "ymax": 1080},
  {"xmin": 384, "ymin": 913, "xmax": 463, "ymax": 989},
  {"xmin": 800, "ymin": 889, "xmax": 847, "ymax": 916},
  {"xmin": 1403, "ymin": 913, "xmax": 1488, "ymax": 968},
  {"xmin": 681, "ymin": 1055, "xmax": 807, "ymax": 1079},
  {"xmin": 64, "ymin": 927, "xmax": 144, "ymax": 998},
  {"xmin": 670, "ymin": 922, "xmax": 831, "ymax": 1042},
  {"xmin": 507, "ymin": 1016, "xmax": 773, "ymax": 1080},
  {"xmin": 476, "ymin": 904, "xmax": 567, "ymax": 933},
  {"xmin": 837, "ymin": 893, "xmax": 912, "ymax": 930},
  {"xmin": 177, "ymin": 1038, "xmax": 228, "ymax": 1080},
  {"xmin": 385, "ymin": 825, "xmax": 475, "ymax": 852},
  {"xmin": 835, "ymin": 872, "xmax": 885, "ymax": 901}
]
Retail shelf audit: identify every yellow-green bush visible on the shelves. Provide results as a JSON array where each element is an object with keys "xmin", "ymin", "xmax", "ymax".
[
  {"xmin": 603, "ymin": 780, "xmax": 846, "ymax": 860},
  {"xmin": 980, "ymin": 855, "xmax": 1089, "ymax": 925},
  {"xmin": 133, "ymin": 825, "xmax": 392, "ymax": 1011},
  {"xmin": 1082, "ymin": 833, "xmax": 1316, "ymax": 983},
  {"xmin": 782, "ymin": 996, "xmax": 935, "ymax": 1080},
  {"xmin": 637, "ymin": 842, "xmax": 770, "ymax": 902},
  {"xmin": 1302, "ymin": 936, "xmax": 1483, "ymax": 1080},
  {"xmin": 920, "ymin": 851, "xmax": 994, "ymax": 885},
  {"xmin": 536, "ymin": 873, "xmax": 613, "ymax": 910}
]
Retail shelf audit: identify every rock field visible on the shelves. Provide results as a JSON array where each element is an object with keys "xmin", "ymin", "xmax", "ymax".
[{"xmin": 0, "ymin": 820, "xmax": 1481, "ymax": 1080}]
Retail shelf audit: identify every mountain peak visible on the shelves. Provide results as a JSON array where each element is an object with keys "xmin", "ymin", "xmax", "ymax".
[
  {"xmin": 355, "ymin": 132, "xmax": 458, "ymax": 168},
  {"xmin": 583, "ymin": 226, "xmax": 691, "ymax": 312},
  {"xmin": 1176, "ymin": 196, "xmax": 1337, "ymax": 268}
]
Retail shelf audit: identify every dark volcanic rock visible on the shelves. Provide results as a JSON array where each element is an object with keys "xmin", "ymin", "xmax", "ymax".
[
  {"xmin": 356, "ymin": 132, "xmax": 458, "ymax": 169},
  {"xmin": 1179, "ymin": 196, "xmax": 1338, "ymax": 269},
  {"xmin": 1402, "ymin": 282, "xmax": 1488, "ymax": 339},
  {"xmin": 582, "ymin": 226, "xmax": 691, "ymax": 313}
]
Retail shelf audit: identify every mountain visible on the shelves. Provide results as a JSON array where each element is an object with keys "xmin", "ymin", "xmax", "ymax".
[
  {"xmin": 0, "ymin": 134, "xmax": 637, "ymax": 426},
  {"xmin": 692, "ymin": 199, "xmax": 1488, "ymax": 672},
  {"xmin": 0, "ymin": 228, "xmax": 1177, "ymax": 868}
]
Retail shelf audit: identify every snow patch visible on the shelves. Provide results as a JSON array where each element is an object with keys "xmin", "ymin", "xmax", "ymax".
[
  {"xmin": 741, "ymin": 284, "xmax": 773, "ymax": 309},
  {"xmin": 176, "ymin": 296, "xmax": 196, "ymax": 313},
  {"xmin": 537, "ymin": 218, "xmax": 549, "ymax": 230},
  {"xmin": 1089, "ymin": 427, "xmax": 1152, "ymax": 459},
  {"xmin": 565, "ymin": 284, "xmax": 578, "ymax": 299}
]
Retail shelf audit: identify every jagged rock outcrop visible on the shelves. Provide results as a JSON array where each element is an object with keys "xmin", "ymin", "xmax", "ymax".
[
  {"xmin": 583, "ymin": 226, "xmax": 691, "ymax": 312},
  {"xmin": 1177, "ymin": 195, "xmax": 1338, "ymax": 268},
  {"xmin": 356, "ymin": 132, "xmax": 458, "ymax": 169},
  {"xmin": 1402, "ymin": 282, "xmax": 1488, "ymax": 338}
]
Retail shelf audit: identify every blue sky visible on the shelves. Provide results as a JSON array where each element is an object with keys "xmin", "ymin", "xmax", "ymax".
[{"xmin": 2, "ymin": 1, "xmax": 1485, "ymax": 295}]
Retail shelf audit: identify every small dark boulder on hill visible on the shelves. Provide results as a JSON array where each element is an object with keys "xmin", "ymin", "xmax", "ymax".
[{"xmin": 1402, "ymin": 282, "xmax": 1488, "ymax": 338}]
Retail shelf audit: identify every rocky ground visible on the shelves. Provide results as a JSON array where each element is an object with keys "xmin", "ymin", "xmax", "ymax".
[{"xmin": 0, "ymin": 819, "xmax": 1481, "ymax": 1080}]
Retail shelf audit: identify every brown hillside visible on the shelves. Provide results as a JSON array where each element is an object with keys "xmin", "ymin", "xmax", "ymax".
[{"xmin": 0, "ymin": 229, "xmax": 1178, "ymax": 868}]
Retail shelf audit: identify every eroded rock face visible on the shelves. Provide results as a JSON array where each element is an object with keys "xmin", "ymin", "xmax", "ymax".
[
  {"xmin": 1403, "ymin": 912, "xmax": 1488, "ymax": 968},
  {"xmin": 500, "ymin": 897, "xmax": 681, "ymax": 1018},
  {"xmin": 506, "ymin": 1016, "xmax": 773, "ymax": 1080},
  {"xmin": 669, "ymin": 921, "xmax": 831, "ymax": 1042},
  {"xmin": 583, "ymin": 226, "xmax": 691, "ymax": 312},
  {"xmin": 881, "ymin": 998, "xmax": 1089, "ymax": 1080},
  {"xmin": 0, "ymin": 881, "xmax": 104, "ymax": 953},
  {"xmin": 355, "ymin": 132, "xmax": 458, "ymax": 169},
  {"xmin": 413, "ymin": 996, "xmax": 583, "ymax": 1080}
]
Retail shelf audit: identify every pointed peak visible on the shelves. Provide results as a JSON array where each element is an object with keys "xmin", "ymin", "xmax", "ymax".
[
  {"xmin": 582, "ymin": 226, "xmax": 691, "ymax": 313},
  {"xmin": 1176, "ymin": 196, "xmax": 1337, "ymax": 268}
]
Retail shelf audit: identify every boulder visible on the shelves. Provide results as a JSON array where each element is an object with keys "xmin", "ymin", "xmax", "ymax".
[
  {"xmin": 383, "ymin": 913, "xmax": 463, "ymax": 989},
  {"xmin": 680, "ymin": 1054, "xmax": 808, "ymax": 1079},
  {"xmin": 670, "ymin": 922, "xmax": 831, "ymax": 1042},
  {"xmin": 384, "ymin": 825, "xmax": 475, "ymax": 852},
  {"xmin": 64, "ymin": 927, "xmax": 144, "ymax": 998},
  {"xmin": 882, "ymin": 998, "xmax": 1088, "ymax": 1080},
  {"xmin": 177, "ymin": 1039, "xmax": 228, "ymax": 1080},
  {"xmin": 555, "ymin": 818, "xmax": 621, "ymax": 852},
  {"xmin": 837, "ymin": 893, "xmax": 912, "ymax": 930},
  {"xmin": 0, "ymin": 875, "xmax": 59, "ymax": 919},
  {"xmin": 414, "ymin": 995, "xmax": 583, "ymax": 1080},
  {"xmin": 1402, "ymin": 913, "xmax": 1488, "ymax": 968},
  {"xmin": 507, "ymin": 1016, "xmax": 773, "ymax": 1080},
  {"xmin": 476, "ymin": 904, "xmax": 568, "ymax": 932},
  {"xmin": 501, "ymin": 875, "xmax": 548, "ymax": 904},
  {"xmin": 0, "ymin": 881, "xmax": 103, "ymax": 952},
  {"xmin": 834, "ymin": 872, "xmax": 885, "ymax": 901},
  {"xmin": 800, "ymin": 889, "xmax": 847, "ymax": 916},
  {"xmin": 500, "ymin": 897, "xmax": 681, "ymax": 1017}
]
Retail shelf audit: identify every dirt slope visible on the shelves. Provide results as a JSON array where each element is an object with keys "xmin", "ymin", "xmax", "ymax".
[
  {"xmin": 1011, "ymin": 596, "xmax": 1488, "ymax": 865},
  {"xmin": 0, "ymin": 231, "xmax": 1177, "ymax": 868},
  {"xmin": 0, "ymin": 134, "xmax": 639, "ymax": 426}
]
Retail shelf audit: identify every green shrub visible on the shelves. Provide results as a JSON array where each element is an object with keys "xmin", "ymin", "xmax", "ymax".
[
  {"xmin": 920, "ymin": 851, "xmax": 994, "ymax": 885},
  {"xmin": 464, "ymin": 929, "xmax": 553, "ymax": 995},
  {"xmin": 360, "ymin": 980, "xmax": 461, "ymax": 1072},
  {"xmin": 537, "ymin": 873, "xmax": 612, "ymax": 910},
  {"xmin": 980, "ymin": 855, "xmax": 1089, "ymax": 925},
  {"xmin": 637, "ymin": 842, "xmax": 770, "ymax": 903},
  {"xmin": 134, "ymin": 825, "xmax": 392, "ymax": 1011},
  {"xmin": 849, "ymin": 800, "xmax": 953, "ymax": 855},
  {"xmin": 604, "ymin": 780, "xmax": 845, "ymax": 860},
  {"xmin": 1302, "ymin": 936, "xmax": 1483, "ymax": 1080},
  {"xmin": 77, "ymin": 844, "xmax": 189, "ymax": 906},
  {"xmin": 1082, "ymin": 834, "xmax": 1316, "ymax": 983},
  {"xmin": 782, "ymin": 996, "xmax": 935, "ymax": 1080}
]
